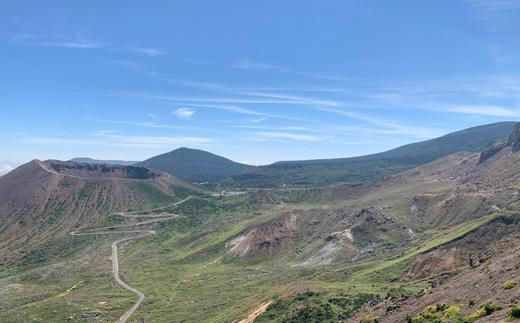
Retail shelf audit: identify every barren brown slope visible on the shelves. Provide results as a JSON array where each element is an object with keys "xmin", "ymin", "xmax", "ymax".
[
  {"xmin": 322, "ymin": 135, "xmax": 520, "ymax": 230},
  {"xmin": 0, "ymin": 160, "xmax": 195, "ymax": 266},
  {"xmin": 229, "ymin": 124, "xmax": 520, "ymax": 267},
  {"xmin": 347, "ymin": 215, "xmax": 520, "ymax": 323}
]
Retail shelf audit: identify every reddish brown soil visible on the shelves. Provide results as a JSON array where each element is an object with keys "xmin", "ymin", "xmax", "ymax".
[
  {"xmin": 226, "ymin": 213, "xmax": 298, "ymax": 258},
  {"xmin": 0, "ymin": 160, "xmax": 189, "ymax": 265},
  {"xmin": 347, "ymin": 218, "xmax": 520, "ymax": 322}
]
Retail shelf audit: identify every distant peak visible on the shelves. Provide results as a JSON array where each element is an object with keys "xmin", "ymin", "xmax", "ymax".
[{"xmin": 172, "ymin": 147, "xmax": 197, "ymax": 152}]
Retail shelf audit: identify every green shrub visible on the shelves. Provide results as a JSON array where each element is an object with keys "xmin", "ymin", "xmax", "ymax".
[
  {"xmin": 255, "ymin": 292, "xmax": 376, "ymax": 323},
  {"xmin": 503, "ymin": 280, "xmax": 516, "ymax": 290},
  {"xmin": 468, "ymin": 299, "xmax": 475, "ymax": 307},
  {"xmin": 436, "ymin": 303, "xmax": 447, "ymax": 312},
  {"xmin": 510, "ymin": 306, "xmax": 520, "ymax": 319},
  {"xmin": 473, "ymin": 303, "xmax": 501, "ymax": 318},
  {"xmin": 455, "ymin": 317, "xmax": 473, "ymax": 323},
  {"xmin": 410, "ymin": 303, "xmax": 474, "ymax": 323},
  {"xmin": 360, "ymin": 314, "xmax": 378, "ymax": 323},
  {"xmin": 484, "ymin": 303, "xmax": 500, "ymax": 315},
  {"xmin": 386, "ymin": 286, "xmax": 410, "ymax": 300},
  {"xmin": 444, "ymin": 305, "xmax": 461, "ymax": 318}
]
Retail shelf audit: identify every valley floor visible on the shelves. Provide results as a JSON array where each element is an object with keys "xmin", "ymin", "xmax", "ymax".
[{"xmin": 1, "ymin": 192, "xmax": 520, "ymax": 322}]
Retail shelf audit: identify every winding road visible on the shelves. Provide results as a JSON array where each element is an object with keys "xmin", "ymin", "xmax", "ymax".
[{"xmin": 70, "ymin": 197, "xmax": 192, "ymax": 323}]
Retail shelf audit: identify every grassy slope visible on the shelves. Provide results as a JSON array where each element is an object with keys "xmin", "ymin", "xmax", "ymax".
[
  {"xmin": 343, "ymin": 212, "xmax": 499, "ymax": 284},
  {"xmin": 0, "ymin": 192, "xmax": 512, "ymax": 323}
]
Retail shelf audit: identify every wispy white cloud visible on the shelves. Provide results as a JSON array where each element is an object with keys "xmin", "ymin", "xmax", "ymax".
[
  {"xmin": 148, "ymin": 94, "xmax": 321, "ymax": 105},
  {"xmin": 444, "ymin": 105, "xmax": 520, "ymax": 117},
  {"xmin": 11, "ymin": 34, "xmax": 165, "ymax": 56},
  {"xmin": 106, "ymin": 89, "xmax": 339, "ymax": 119},
  {"xmin": 316, "ymin": 107, "xmax": 447, "ymax": 138},
  {"xmin": 173, "ymin": 108, "xmax": 195, "ymax": 120},
  {"xmin": 363, "ymin": 91, "xmax": 520, "ymax": 118},
  {"xmin": 21, "ymin": 133, "xmax": 214, "ymax": 149},
  {"xmin": 125, "ymin": 46, "xmax": 165, "ymax": 57},
  {"xmin": 21, "ymin": 138, "xmax": 99, "ymax": 145},
  {"xmin": 41, "ymin": 37, "xmax": 101, "ymax": 49},
  {"xmin": 230, "ymin": 125, "xmax": 312, "ymax": 131},
  {"xmin": 105, "ymin": 91, "xmax": 321, "ymax": 123},
  {"xmin": 147, "ymin": 113, "xmax": 159, "ymax": 119},
  {"xmin": 184, "ymin": 103, "xmax": 321, "ymax": 123},
  {"xmin": 250, "ymin": 131, "xmax": 332, "ymax": 142},
  {"xmin": 167, "ymin": 79, "xmax": 227, "ymax": 90},
  {"xmin": 102, "ymin": 134, "xmax": 213, "ymax": 147},
  {"xmin": 466, "ymin": 0, "xmax": 520, "ymax": 32},
  {"xmin": 0, "ymin": 161, "xmax": 22, "ymax": 176},
  {"xmin": 232, "ymin": 59, "xmax": 350, "ymax": 81},
  {"xmin": 342, "ymin": 76, "xmax": 520, "ymax": 119},
  {"xmin": 235, "ymin": 91, "xmax": 339, "ymax": 107},
  {"xmin": 88, "ymin": 118, "xmax": 201, "ymax": 130},
  {"xmin": 246, "ymin": 117, "xmax": 267, "ymax": 123},
  {"xmin": 12, "ymin": 34, "xmax": 101, "ymax": 49},
  {"xmin": 168, "ymin": 79, "xmax": 349, "ymax": 93},
  {"xmin": 99, "ymin": 58, "xmax": 140, "ymax": 68},
  {"xmin": 280, "ymin": 69, "xmax": 351, "ymax": 81},
  {"xmin": 234, "ymin": 59, "xmax": 278, "ymax": 70}
]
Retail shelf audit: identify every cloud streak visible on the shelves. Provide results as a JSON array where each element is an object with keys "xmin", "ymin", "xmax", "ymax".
[
  {"xmin": 466, "ymin": 0, "xmax": 520, "ymax": 32},
  {"xmin": 88, "ymin": 118, "xmax": 202, "ymax": 131},
  {"xmin": 250, "ymin": 131, "xmax": 332, "ymax": 142},
  {"xmin": 0, "ymin": 161, "xmax": 21, "ymax": 176},
  {"xmin": 21, "ymin": 133, "xmax": 215, "ymax": 149},
  {"xmin": 11, "ymin": 34, "xmax": 165, "ymax": 56},
  {"xmin": 316, "ymin": 107, "xmax": 448, "ymax": 138},
  {"xmin": 173, "ymin": 108, "xmax": 195, "ymax": 120},
  {"xmin": 232, "ymin": 59, "xmax": 350, "ymax": 81}
]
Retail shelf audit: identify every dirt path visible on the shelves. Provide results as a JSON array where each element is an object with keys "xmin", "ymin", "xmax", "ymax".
[
  {"xmin": 70, "ymin": 197, "xmax": 192, "ymax": 323},
  {"xmin": 236, "ymin": 301, "xmax": 274, "ymax": 323}
]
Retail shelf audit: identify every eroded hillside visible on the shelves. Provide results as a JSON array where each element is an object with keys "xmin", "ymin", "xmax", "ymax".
[
  {"xmin": 0, "ymin": 160, "xmax": 195, "ymax": 266},
  {"xmin": 2, "ymin": 124, "xmax": 520, "ymax": 322}
]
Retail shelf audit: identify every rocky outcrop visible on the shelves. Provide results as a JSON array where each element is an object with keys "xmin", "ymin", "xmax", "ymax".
[
  {"xmin": 226, "ymin": 213, "xmax": 298, "ymax": 258},
  {"xmin": 478, "ymin": 141, "xmax": 507, "ymax": 163},
  {"xmin": 399, "ymin": 214, "xmax": 520, "ymax": 282},
  {"xmin": 46, "ymin": 160, "xmax": 160, "ymax": 179},
  {"xmin": 478, "ymin": 122, "xmax": 520, "ymax": 163},
  {"xmin": 399, "ymin": 247, "xmax": 461, "ymax": 282},
  {"xmin": 350, "ymin": 207, "xmax": 411, "ymax": 248},
  {"xmin": 507, "ymin": 122, "xmax": 520, "ymax": 152}
]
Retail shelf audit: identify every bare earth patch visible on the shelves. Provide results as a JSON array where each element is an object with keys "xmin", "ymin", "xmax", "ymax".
[{"xmin": 236, "ymin": 301, "xmax": 274, "ymax": 323}]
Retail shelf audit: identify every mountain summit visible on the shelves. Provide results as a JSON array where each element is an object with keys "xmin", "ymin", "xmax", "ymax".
[
  {"xmin": 0, "ymin": 159, "xmax": 194, "ymax": 264},
  {"xmin": 136, "ymin": 147, "xmax": 255, "ymax": 182}
]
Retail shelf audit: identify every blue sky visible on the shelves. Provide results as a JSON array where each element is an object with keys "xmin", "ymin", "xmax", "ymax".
[{"xmin": 1, "ymin": 0, "xmax": 520, "ymax": 173}]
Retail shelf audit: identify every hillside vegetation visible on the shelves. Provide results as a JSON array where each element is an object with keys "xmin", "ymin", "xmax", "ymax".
[
  {"xmin": 222, "ymin": 122, "xmax": 516, "ymax": 188},
  {"xmin": 2, "ymin": 122, "xmax": 520, "ymax": 322},
  {"xmin": 0, "ymin": 160, "xmax": 197, "ymax": 268},
  {"xmin": 137, "ymin": 147, "xmax": 255, "ymax": 182}
]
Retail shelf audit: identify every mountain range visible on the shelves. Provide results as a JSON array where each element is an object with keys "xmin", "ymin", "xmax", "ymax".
[
  {"xmin": 2, "ymin": 121, "xmax": 520, "ymax": 322},
  {"xmin": 72, "ymin": 121, "xmax": 517, "ymax": 187}
]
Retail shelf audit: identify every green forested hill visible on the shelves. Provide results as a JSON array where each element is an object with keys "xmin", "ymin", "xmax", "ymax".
[
  {"xmin": 223, "ymin": 122, "xmax": 517, "ymax": 188},
  {"xmin": 137, "ymin": 147, "xmax": 256, "ymax": 182}
]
